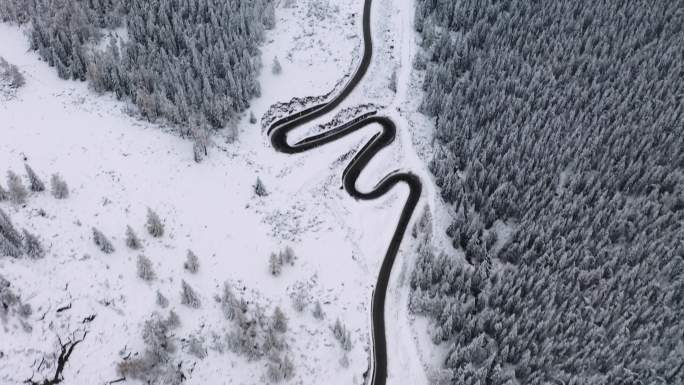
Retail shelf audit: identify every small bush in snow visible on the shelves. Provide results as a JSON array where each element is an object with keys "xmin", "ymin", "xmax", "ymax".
[
  {"xmin": 50, "ymin": 174, "xmax": 69, "ymax": 199},
  {"xmin": 146, "ymin": 208, "xmax": 164, "ymax": 238},
  {"xmin": 271, "ymin": 56, "xmax": 282, "ymax": 75},
  {"xmin": 156, "ymin": 291, "xmax": 169, "ymax": 308},
  {"xmin": 332, "ymin": 318, "xmax": 353, "ymax": 351},
  {"xmin": 312, "ymin": 301, "xmax": 325, "ymax": 320},
  {"xmin": 269, "ymin": 252, "xmax": 282, "ymax": 276},
  {"xmin": 184, "ymin": 250, "xmax": 199, "ymax": 273},
  {"xmin": 254, "ymin": 177, "xmax": 268, "ymax": 197},
  {"xmin": 180, "ymin": 280, "xmax": 201, "ymax": 308},
  {"xmin": 388, "ymin": 69, "xmax": 397, "ymax": 93},
  {"xmin": 24, "ymin": 164, "xmax": 45, "ymax": 192},
  {"xmin": 22, "ymin": 229, "xmax": 44, "ymax": 259},
  {"xmin": 7, "ymin": 171, "xmax": 27, "ymax": 204},
  {"xmin": 272, "ymin": 306, "xmax": 288, "ymax": 333},
  {"xmin": 92, "ymin": 227, "xmax": 115, "ymax": 254},
  {"xmin": 126, "ymin": 225, "xmax": 142, "ymax": 250},
  {"xmin": 137, "ymin": 255, "xmax": 155, "ymax": 281}
]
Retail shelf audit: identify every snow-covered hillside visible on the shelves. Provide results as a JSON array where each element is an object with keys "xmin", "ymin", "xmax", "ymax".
[{"xmin": 0, "ymin": 0, "xmax": 438, "ymax": 384}]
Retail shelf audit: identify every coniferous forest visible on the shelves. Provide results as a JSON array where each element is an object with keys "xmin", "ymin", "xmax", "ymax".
[
  {"xmin": 411, "ymin": 0, "xmax": 683, "ymax": 384},
  {"xmin": 0, "ymin": 0, "xmax": 275, "ymax": 133}
]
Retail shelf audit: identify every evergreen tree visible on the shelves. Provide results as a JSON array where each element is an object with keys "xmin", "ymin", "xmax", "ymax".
[
  {"xmin": 146, "ymin": 208, "xmax": 164, "ymax": 238},
  {"xmin": 254, "ymin": 177, "xmax": 268, "ymax": 197},
  {"xmin": 269, "ymin": 252, "xmax": 282, "ymax": 276},
  {"xmin": 156, "ymin": 290, "xmax": 169, "ymax": 308},
  {"xmin": 272, "ymin": 306, "xmax": 288, "ymax": 333},
  {"xmin": 22, "ymin": 229, "xmax": 44, "ymax": 259},
  {"xmin": 92, "ymin": 227, "xmax": 115, "ymax": 254},
  {"xmin": 50, "ymin": 174, "xmax": 69, "ymax": 199},
  {"xmin": 7, "ymin": 171, "xmax": 27, "ymax": 204},
  {"xmin": 125, "ymin": 225, "xmax": 142, "ymax": 250},
  {"xmin": 180, "ymin": 280, "xmax": 200, "ymax": 309},
  {"xmin": 137, "ymin": 254, "xmax": 155, "ymax": 281},
  {"xmin": 24, "ymin": 164, "xmax": 45, "ymax": 192},
  {"xmin": 184, "ymin": 250, "xmax": 199, "ymax": 273}
]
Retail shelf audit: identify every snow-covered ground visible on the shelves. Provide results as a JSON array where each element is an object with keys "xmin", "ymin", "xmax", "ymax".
[{"xmin": 0, "ymin": 0, "xmax": 442, "ymax": 384}]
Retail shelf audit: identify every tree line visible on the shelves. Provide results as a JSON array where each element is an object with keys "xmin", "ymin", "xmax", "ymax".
[
  {"xmin": 0, "ymin": 0, "xmax": 276, "ymax": 137},
  {"xmin": 410, "ymin": 0, "xmax": 683, "ymax": 384}
]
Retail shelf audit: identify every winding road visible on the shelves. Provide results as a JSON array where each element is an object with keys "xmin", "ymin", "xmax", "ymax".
[{"xmin": 266, "ymin": 0, "xmax": 422, "ymax": 384}]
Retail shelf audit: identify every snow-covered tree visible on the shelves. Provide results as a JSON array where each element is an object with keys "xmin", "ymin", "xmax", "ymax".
[
  {"xmin": 312, "ymin": 301, "xmax": 325, "ymax": 320},
  {"xmin": 272, "ymin": 306, "xmax": 288, "ymax": 333},
  {"xmin": 24, "ymin": 164, "xmax": 45, "ymax": 192},
  {"xmin": 92, "ymin": 227, "xmax": 114, "ymax": 254},
  {"xmin": 125, "ymin": 225, "xmax": 142, "ymax": 250},
  {"xmin": 388, "ymin": 69, "xmax": 397, "ymax": 92},
  {"xmin": 146, "ymin": 208, "xmax": 164, "ymax": 238},
  {"xmin": 7, "ymin": 171, "xmax": 27, "ymax": 204},
  {"xmin": 184, "ymin": 250, "xmax": 199, "ymax": 273},
  {"xmin": 0, "ymin": 183, "xmax": 8, "ymax": 201},
  {"xmin": 332, "ymin": 318, "xmax": 352, "ymax": 351},
  {"xmin": 254, "ymin": 177, "xmax": 268, "ymax": 197},
  {"xmin": 280, "ymin": 246, "xmax": 295, "ymax": 266},
  {"xmin": 269, "ymin": 252, "xmax": 282, "ymax": 276},
  {"xmin": 271, "ymin": 56, "xmax": 282, "ymax": 75},
  {"xmin": 291, "ymin": 286, "xmax": 307, "ymax": 312},
  {"xmin": 50, "ymin": 174, "xmax": 69, "ymax": 199},
  {"xmin": 180, "ymin": 280, "xmax": 200, "ymax": 309},
  {"xmin": 137, "ymin": 254, "xmax": 155, "ymax": 281},
  {"xmin": 156, "ymin": 290, "xmax": 169, "ymax": 308},
  {"xmin": 22, "ymin": 229, "xmax": 44, "ymax": 259}
]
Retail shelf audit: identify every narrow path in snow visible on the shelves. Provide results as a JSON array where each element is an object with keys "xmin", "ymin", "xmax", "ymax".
[{"xmin": 266, "ymin": 0, "xmax": 422, "ymax": 384}]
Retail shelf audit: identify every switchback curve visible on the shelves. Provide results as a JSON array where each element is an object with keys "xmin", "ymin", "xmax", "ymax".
[{"xmin": 266, "ymin": 0, "xmax": 422, "ymax": 384}]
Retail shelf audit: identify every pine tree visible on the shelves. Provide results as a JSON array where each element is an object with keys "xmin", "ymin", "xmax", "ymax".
[
  {"xmin": 272, "ymin": 306, "xmax": 288, "ymax": 333},
  {"xmin": 137, "ymin": 254, "xmax": 155, "ymax": 281},
  {"xmin": 184, "ymin": 250, "xmax": 199, "ymax": 273},
  {"xmin": 7, "ymin": 171, "xmax": 27, "ymax": 204},
  {"xmin": 92, "ymin": 227, "xmax": 115, "ymax": 254},
  {"xmin": 280, "ymin": 246, "xmax": 295, "ymax": 266},
  {"xmin": 50, "ymin": 174, "xmax": 69, "ymax": 199},
  {"xmin": 125, "ymin": 225, "xmax": 142, "ymax": 250},
  {"xmin": 24, "ymin": 164, "xmax": 45, "ymax": 192},
  {"xmin": 22, "ymin": 229, "xmax": 44, "ymax": 259},
  {"xmin": 180, "ymin": 280, "xmax": 201, "ymax": 308},
  {"xmin": 156, "ymin": 290, "xmax": 169, "ymax": 308},
  {"xmin": 254, "ymin": 177, "xmax": 268, "ymax": 197},
  {"xmin": 269, "ymin": 252, "xmax": 282, "ymax": 276},
  {"xmin": 146, "ymin": 208, "xmax": 164, "ymax": 238}
]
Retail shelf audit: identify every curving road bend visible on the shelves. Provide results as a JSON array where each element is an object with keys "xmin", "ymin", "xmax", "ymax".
[{"xmin": 266, "ymin": 0, "xmax": 422, "ymax": 384}]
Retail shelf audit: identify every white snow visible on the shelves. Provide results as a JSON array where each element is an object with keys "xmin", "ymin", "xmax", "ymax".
[{"xmin": 0, "ymin": 0, "xmax": 440, "ymax": 384}]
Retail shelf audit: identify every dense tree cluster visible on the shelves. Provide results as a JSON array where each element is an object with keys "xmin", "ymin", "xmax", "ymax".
[
  {"xmin": 0, "ymin": 0, "xmax": 275, "ymax": 132},
  {"xmin": 411, "ymin": 0, "xmax": 684, "ymax": 384}
]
